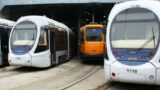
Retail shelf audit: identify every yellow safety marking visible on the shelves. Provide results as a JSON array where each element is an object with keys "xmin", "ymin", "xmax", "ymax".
[
  {"xmin": 0, "ymin": 24, "xmax": 12, "ymax": 28},
  {"xmin": 48, "ymin": 24, "xmax": 66, "ymax": 30}
]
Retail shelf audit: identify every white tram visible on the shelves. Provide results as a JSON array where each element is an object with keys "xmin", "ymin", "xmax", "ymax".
[
  {"xmin": 9, "ymin": 16, "xmax": 73, "ymax": 68},
  {"xmin": 0, "ymin": 18, "xmax": 15, "ymax": 65},
  {"xmin": 104, "ymin": 0, "xmax": 160, "ymax": 85}
]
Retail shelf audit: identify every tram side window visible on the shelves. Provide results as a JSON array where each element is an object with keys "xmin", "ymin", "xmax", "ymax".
[
  {"xmin": 55, "ymin": 31, "xmax": 59, "ymax": 51},
  {"xmin": 80, "ymin": 31, "xmax": 84, "ymax": 44},
  {"xmin": 63, "ymin": 31, "xmax": 67, "ymax": 50},
  {"xmin": 59, "ymin": 32, "xmax": 64, "ymax": 49},
  {"xmin": 56, "ymin": 31, "xmax": 63, "ymax": 51},
  {"xmin": 59, "ymin": 32, "xmax": 64, "ymax": 45},
  {"xmin": 35, "ymin": 29, "xmax": 48, "ymax": 53},
  {"xmin": 59, "ymin": 31, "xmax": 67, "ymax": 50},
  {"xmin": 55, "ymin": 31, "xmax": 67, "ymax": 51}
]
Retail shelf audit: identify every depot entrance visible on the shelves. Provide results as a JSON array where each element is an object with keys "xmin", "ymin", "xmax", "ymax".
[{"xmin": 1, "ymin": 3, "xmax": 114, "ymax": 56}]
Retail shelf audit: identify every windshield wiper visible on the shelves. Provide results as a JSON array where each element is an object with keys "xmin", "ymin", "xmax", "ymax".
[{"xmin": 137, "ymin": 27, "xmax": 155, "ymax": 51}]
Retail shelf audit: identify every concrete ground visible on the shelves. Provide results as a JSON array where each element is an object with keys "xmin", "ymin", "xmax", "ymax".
[
  {"xmin": 0, "ymin": 58, "xmax": 159, "ymax": 90},
  {"xmin": 0, "ymin": 58, "xmax": 106, "ymax": 90}
]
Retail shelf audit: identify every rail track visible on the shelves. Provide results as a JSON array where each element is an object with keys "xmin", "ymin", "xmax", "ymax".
[{"xmin": 61, "ymin": 66, "xmax": 102, "ymax": 90}]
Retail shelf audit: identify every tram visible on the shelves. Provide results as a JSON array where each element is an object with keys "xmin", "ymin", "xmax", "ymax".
[
  {"xmin": 9, "ymin": 16, "xmax": 73, "ymax": 68},
  {"xmin": 104, "ymin": 0, "xmax": 160, "ymax": 85},
  {"xmin": 79, "ymin": 24, "xmax": 104, "ymax": 59},
  {"xmin": 0, "ymin": 18, "xmax": 15, "ymax": 65}
]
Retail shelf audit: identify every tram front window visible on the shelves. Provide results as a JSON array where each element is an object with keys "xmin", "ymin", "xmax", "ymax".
[
  {"xmin": 111, "ymin": 8, "xmax": 159, "ymax": 49},
  {"xmin": 11, "ymin": 21, "xmax": 37, "ymax": 47},
  {"xmin": 86, "ymin": 28, "xmax": 103, "ymax": 41}
]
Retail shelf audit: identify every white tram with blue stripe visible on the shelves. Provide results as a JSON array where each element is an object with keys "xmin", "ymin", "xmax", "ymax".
[
  {"xmin": 9, "ymin": 16, "xmax": 73, "ymax": 68},
  {"xmin": 0, "ymin": 18, "xmax": 15, "ymax": 65},
  {"xmin": 104, "ymin": 0, "xmax": 160, "ymax": 85}
]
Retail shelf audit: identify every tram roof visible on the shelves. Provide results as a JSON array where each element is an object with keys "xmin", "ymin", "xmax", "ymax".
[
  {"xmin": 0, "ymin": 18, "xmax": 15, "ymax": 27},
  {"xmin": 16, "ymin": 15, "xmax": 71, "ymax": 31},
  {"xmin": 108, "ymin": 0, "xmax": 160, "ymax": 22}
]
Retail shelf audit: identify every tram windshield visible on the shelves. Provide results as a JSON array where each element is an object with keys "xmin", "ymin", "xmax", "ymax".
[
  {"xmin": 111, "ymin": 8, "xmax": 159, "ymax": 49},
  {"xmin": 86, "ymin": 28, "xmax": 103, "ymax": 41},
  {"xmin": 11, "ymin": 21, "xmax": 37, "ymax": 46}
]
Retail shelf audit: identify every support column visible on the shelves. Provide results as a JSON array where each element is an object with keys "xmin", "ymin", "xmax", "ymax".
[{"xmin": 77, "ymin": 15, "xmax": 80, "ymax": 57}]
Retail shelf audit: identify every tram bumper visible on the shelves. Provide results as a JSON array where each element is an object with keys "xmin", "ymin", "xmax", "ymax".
[
  {"xmin": 8, "ymin": 53, "xmax": 32, "ymax": 66},
  {"xmin": 83, "ymin": 54, "xmax": 103, "ymax": 58},
  {"xmin": 109, "ymin": 61, "xmax": 156, "ymax": 85}
]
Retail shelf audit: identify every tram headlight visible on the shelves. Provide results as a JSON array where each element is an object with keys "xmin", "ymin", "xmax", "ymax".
[
  {"xmin": 121, "ymin": 55, "xmax": 124, "ymax": 59},
  {"xmin": 141, "ymin": 56, "xmax": 145, "ymax": 59},
  {"xmin": 149, "ymin": 75, "xmax": 154, "ymax": 80},
  {"xmin": 116, "ymin": 55, "xmax": 120, "ymax": 59},
  {"xmin": 146, "ymin": 56, "xmax": 150, "ymax": 59},
  {"xmin": 27, "ymin": 60, "xmax": 30, "ymax": 63}
]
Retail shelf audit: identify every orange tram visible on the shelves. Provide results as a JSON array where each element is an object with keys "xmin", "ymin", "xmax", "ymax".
[{"xmin": 79, "ymin": 24, "xmax": 104, "ymax": 59}]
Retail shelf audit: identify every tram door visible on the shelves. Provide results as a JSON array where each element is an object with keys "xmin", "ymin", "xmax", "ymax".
[
  {"xmin": 50, "ymin": 31, "xmax": 56, "ymax": 65},
  {"xmin": 0, "ymin": 31, "xmax": 2, "ymax": 65},
  {"xmin": 1, "ymin": 30, "xmax": 9, "ymax": 65}
]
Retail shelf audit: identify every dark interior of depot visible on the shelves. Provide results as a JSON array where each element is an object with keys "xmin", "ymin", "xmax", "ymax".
[{"xmin": 1, "ymin": 3, "xmax": 114, "ymax": 56}]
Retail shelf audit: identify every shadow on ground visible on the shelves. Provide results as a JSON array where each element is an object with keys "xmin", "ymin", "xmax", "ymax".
[
  {"xmin": 81, "ymin": 58, "xmax": 104, "ymax": 66},
  {"xmin": 11, "ymin": 66, "xmax": 51, "ymax": 72},
  {"xmin": 109, "ymin": 82, "xmax": 160, "ymax": 90},
  {"xmin": 0, "ymin": 64, "xmax": 9, "ymax": 68}
]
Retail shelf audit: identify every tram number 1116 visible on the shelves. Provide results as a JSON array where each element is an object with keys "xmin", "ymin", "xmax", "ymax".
[{"xmin": 127, "ymin": 69, "xmax": 137, "ymax": 74}]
